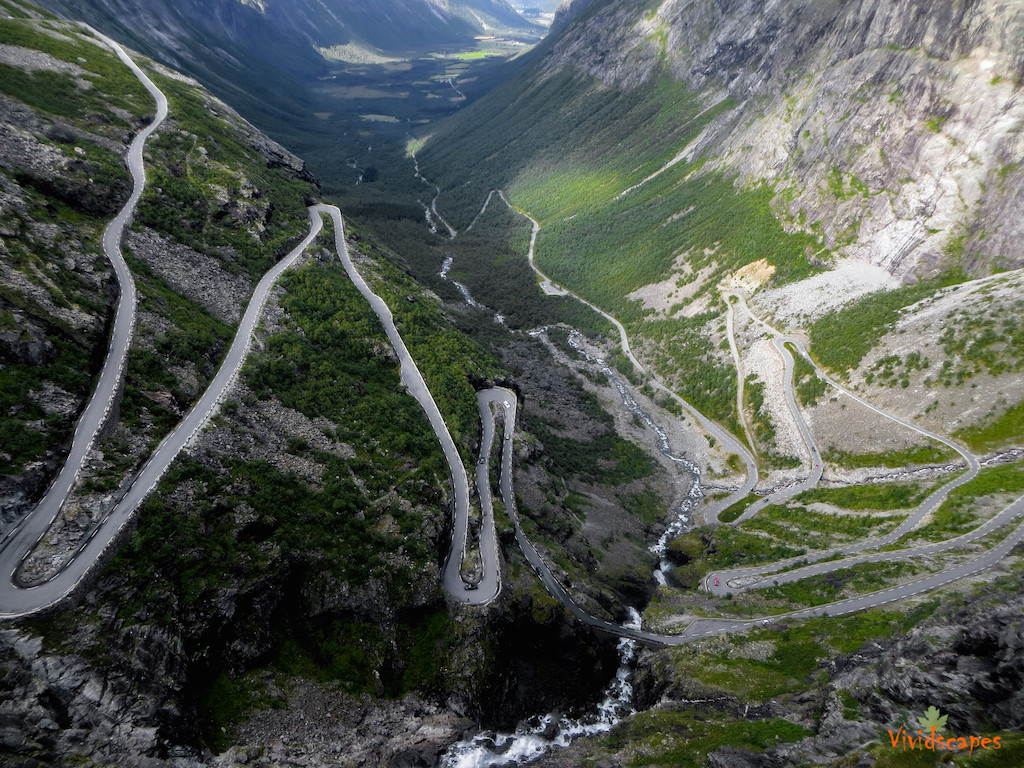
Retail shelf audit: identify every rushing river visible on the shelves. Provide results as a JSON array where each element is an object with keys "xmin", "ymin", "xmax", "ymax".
[
  {"xmin": 440, "ymin": 256, "xmax": 506, "ymax": 324},
  {"xmin": 435, "ymin": 265, "xmax": 704, "ymax": 765},
  {"xmin": 439, "ymin": 609, "xmax": 641, "ymax": 768},
  {"xmin": 564, "ymin": 331, "xmax": 703, "ymax": 583}
]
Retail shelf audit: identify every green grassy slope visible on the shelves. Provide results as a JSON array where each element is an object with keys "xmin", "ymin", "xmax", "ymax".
[{"xmin": 416, "ymin": 64, "xmax": 824, "ymax": 428}]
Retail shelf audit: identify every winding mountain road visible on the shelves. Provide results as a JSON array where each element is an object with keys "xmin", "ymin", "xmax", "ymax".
[
  {"xmin": 476, "ymin": 388, "xmax": 686, "ymax": 645},
  {"xmin": 496, "ymin": 192, "xmax": 759, "ymax": 522},
  {"xmin": 735, "ymin": 292, "xmax": 976, "ymax": 476},
  {"xmin": 0, "ymin": 37, "xmax": 494, "ymax": 615},
  {"xmin": 0, "ymin": 193, "xmax": 502, "ymax": 616},
  {"xmin": 469, "ymin": 189, "xmax": 1024, "ymax": 646},
  {"xmin": 3, "ymin": 40, "xmax": 1018, "ymax": 646},
  {"xmin": 474, "ymin": 377, "xmax": 1024, "ymax": 647},
  {"xmin": 680, "ymin": 494, "xmax": 1024, "ymax": 640},
  {"xmin": 0, "ymin": 201, "xmax": 321, "ymax": 618},
  {"xmin": 316, "ymin": 205, "xmax": 497, "ymax": 604},
  {"xmin": 704, "ymin": 293, "xmax": 985, "ymax": 596},
  {"xmin": 722, "ymin": 295, "xmax": 758, "ymax": 455},
  {"xmin": 719, "ymin": 289, "xmax": 824, "ymax": 525},
  {"xmin": 0, "ymin": 29, "xmax": 168, "ymax": 617}
]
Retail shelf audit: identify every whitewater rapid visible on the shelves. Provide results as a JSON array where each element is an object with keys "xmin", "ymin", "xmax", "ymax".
[
  {"xmin": 564, "ymin": 330, "xmax": 702, "ymax": 583},
  {"xmin": 440, "ymin": 609, "xmax": 642, "ymax": 768}
]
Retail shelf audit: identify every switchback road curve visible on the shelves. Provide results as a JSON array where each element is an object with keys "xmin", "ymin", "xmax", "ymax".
[
  {"xmin": 315, "ymin": 205, "xmax": 498, "ymax": 605},
  {"xmin": 473, "ymin": 189, "xmax": 1024, "ymax": 646},
  {"xmin": 719, "ymin": 290, "xmax": 824, "ymax": 525},
  {"xmin": 496, "ymin": 192, "xmax": 759, "ymax": 523},
  {"xmin": 0, "ymin": 200, "xmax": 501, "ymax": 617},
  {"xmin": 0, "ymin": 29, "xmax": 168, "ymax": 617},
  {"xmin": 473, "ymin": 377, "xmax": 1024, "ymax": 647},
  {"xmin": 705, "ymin": 294, "xmax": 984, "ymax": 595},
  {"xmin": 0, "ymin": 204, "xmax": 320, "ymax": 618}
]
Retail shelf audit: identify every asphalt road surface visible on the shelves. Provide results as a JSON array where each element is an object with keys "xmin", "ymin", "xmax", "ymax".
[
  {"xmin": 0, "ymin": 30, "xmax": 168, "ymax": 618},
  {"xmin": 478, "ymin": 192, "xmax": 1024, "ymax": 646},
  {"xmin": 498, "ymin": 192, "xmax": 759, "ymax": 523},
  {"xmin": 3, "ymin": 67, "xmax": 1017, "ymax": 650},
  {"xmin": 0, "ymin": 202, "xmax": 321, "ymax": 618},
  {"xmin": 705, "ymin": 295, "xmax": 983, "ymax": 596},
  {"xmin": 316, "ymin": 205, "xmax": 499, "ymax": 604}
]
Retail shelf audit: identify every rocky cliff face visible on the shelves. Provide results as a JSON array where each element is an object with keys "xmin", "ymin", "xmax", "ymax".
[
  {"xmin": 547, "ymin": 0, "xmax": 594, "ymax": 37},
  {"xmin": 523, "ymin": 570, "xmax": 1024, "ymax": 768},
  {"xmin": 541, "ymin": 0, "xmax": 1024, "ymax": 281}
]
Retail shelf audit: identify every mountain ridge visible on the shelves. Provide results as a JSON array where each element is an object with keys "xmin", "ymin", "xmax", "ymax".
[
  {"xmin": 3, "ymin": 0, "xmax": 1024, "ymax": 766},
  {"xmin": 533, "ymin": 0, "xmax": 1024, "ymax": 282}
]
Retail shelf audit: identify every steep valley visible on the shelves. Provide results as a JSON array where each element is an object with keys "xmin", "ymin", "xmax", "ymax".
[
  {"xmin": 1, "ymin": 0, "xmax": 1024, "ymax": 766},
  {"xmin": 33, "ymin": 0, "xmax": 546, "ymax": 209},
  {"xmin": 0, "ymin": 4, "xmax": 668, "ymax": 763}
]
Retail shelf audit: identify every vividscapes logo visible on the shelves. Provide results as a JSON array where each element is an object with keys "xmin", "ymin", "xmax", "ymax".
[{"xmin": 887, "ymin": 706, "xmax": 1001, "ymax": 756}]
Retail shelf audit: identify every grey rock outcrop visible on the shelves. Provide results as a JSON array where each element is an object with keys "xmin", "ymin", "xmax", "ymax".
[
  {"xmin": 0, "ymin": 309, "xmax": 55, "ymax": 366},
  {"xmin": 0, "ymin": 91, "xmax": 133, "ymax": 218},
  {"xmin": 548, "ymin": 0, "xmax": 597, "ymax": 37},
  {"xmin": 0, "ymin": 626, "xmax": 184, "ymax": 767},
  {"xmin": 223, "ymin": 682, "xmax": 471, "ymax": 768},
  {"xmin": 829, "ymin": 594, "xmax": 1024, "ymax": 736},
  {"xmin": 126, "ymin": 229, "xmax": 253, "ymax": 325}
]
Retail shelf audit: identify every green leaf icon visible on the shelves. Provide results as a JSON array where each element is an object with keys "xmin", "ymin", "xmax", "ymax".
[{"xmin": 917, "ymin": 706, "xmax": 948, "ymax": 733}]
